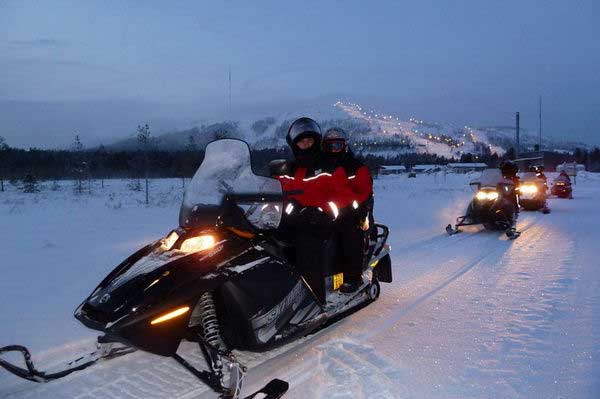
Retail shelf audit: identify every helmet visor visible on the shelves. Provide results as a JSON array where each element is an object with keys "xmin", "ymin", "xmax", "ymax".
[
  {"xmin": 323, "ymin": 138, "xmax": 346, "ymax": 153},
  {"xmin": 288, "ymin": 118, "xmax": 321, "ymax": 144}
]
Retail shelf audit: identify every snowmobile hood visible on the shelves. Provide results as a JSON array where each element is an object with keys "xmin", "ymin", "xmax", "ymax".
[
  {"xmin": 75, "ymin": 232, "xmax": 250, "ymax": 333},
  {"xmin": 520, "ymin": 172, "xmax": 544, "ymax": 183}
]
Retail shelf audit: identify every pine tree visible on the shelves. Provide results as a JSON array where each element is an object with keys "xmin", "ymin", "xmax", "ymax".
[
  {"xmin": 186, "ymin": 134, "xmax": 196, "ymax": 151},
  {"xmin": 0, "ymin": 136, "xmax": 8, "ymax": 192},
  {"xmin": 73, "ymin": 134, "xmax": 85, "ymax": 194},
  {"xmin": 73, "ymin": 134, "xmax": 83, "ymax": 151},
  {"xmin": 137, "ymin": 124, "xmax": 151, "ymax": 204},
  {"xmin": 23, "ymin": 173, "xmax": 39, "ymax": 193}
]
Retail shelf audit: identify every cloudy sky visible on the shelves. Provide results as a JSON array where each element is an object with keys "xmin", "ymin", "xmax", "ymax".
[{"xmin": 1, "ymin": 0, "xmax": 599, "ymax": 148}]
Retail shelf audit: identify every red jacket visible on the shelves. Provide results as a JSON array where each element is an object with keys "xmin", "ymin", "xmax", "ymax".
[
  {"xmin": 277, "ymin": 159, "xmax": 373, "ymax": 215},
  {"xmin": 278, "ymin": 167, "xmax": 353, "ymax": 211},
  {"xmin": 346, "ymin": 165, "xmax": 373, "ymax": 205}
]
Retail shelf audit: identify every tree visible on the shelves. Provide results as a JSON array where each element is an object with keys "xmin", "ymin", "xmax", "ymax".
[
  {"xmin": 95, "ymin": 144, "xmax": 108, "ymax": 188},
  {"xmin": 23, "ymin": 173, "xmax": 39, "ymax": 193},
  {"xmin": 0, "ymin": 136, "xmax": 8, "ymax": 192},
  {"xmin": 186, "ymin": 134, "xmax": 196, "ymax": 152},
  {"xmin": 73, "ymin": 134, "xmax": 83, "ymax": 152},
  {"xmin": 137, "ymin": 123, "xmax": 152, "ymax": 204},
  {"xmin": 72, "ymin": 134, "xmax": 86, "ymax": 194}
]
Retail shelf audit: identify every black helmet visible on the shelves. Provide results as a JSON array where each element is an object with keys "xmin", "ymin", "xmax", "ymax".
[
  {"xmin": 286, "ymin": 117, "xmax": 322, "ymax": 148},
  {"xmin": 323, "ymin": 127, "xmax": 348, "ymax": 154},
  {"xmin": 500, "ymin": 160, "xmax": 519, "ymax": 177}
]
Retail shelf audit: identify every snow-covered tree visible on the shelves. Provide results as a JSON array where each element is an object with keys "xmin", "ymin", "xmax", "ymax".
[
  {"xmin": 73, "ymin": 134, "xmax": 83, "ymax": 152},
  {"xmin": 23, "ymin": 173, "xmax": 39, "ymax": 193}
]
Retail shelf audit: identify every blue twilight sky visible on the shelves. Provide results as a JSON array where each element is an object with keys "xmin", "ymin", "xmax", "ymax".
[{"xmin": 1, "ymin": 0, "xmax": 599, "ymax": 148}]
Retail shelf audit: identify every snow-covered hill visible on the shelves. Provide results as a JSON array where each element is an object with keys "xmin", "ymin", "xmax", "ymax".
[{"xmin": 106, "ymin": 100, "xmax": 588, "ymax": 160}]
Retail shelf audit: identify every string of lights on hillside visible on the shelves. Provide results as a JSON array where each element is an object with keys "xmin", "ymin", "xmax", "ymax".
[{"xmin": 333, "ymin": 101, "xmax": 500, "ymax": 157}]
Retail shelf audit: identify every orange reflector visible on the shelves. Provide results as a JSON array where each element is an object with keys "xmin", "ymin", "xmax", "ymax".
[{"xmin": 150, "ymin": 306, "xmax": 190, "ymax": 325}]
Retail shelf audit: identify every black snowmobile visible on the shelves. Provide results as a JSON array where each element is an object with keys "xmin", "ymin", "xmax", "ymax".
[
  {"xmin": 551, "ymin": 174, "xmax": 574, "ymax": 199},
  {"xmin": 1, "ymin": 139, "xmax": 392, "ymax": 399},
  {"xmin": 446, "ymin": 168, "xmax": 520, "ymax": 239},
  {"xmin": 518, "ymin": 172, "xmax": 551, "ymax": 214}
]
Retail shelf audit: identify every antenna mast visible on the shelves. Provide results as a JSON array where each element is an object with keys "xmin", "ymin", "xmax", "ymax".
[{"xmin": 538, "ymin": 95, "xmax": 542, "ymax": 152}]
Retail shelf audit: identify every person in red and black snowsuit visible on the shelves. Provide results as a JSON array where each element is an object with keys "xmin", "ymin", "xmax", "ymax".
[
  {"xmin": 322, "ymin": 127, "xmax": 374, "ymax": 293},
  {"xmin": 275, "ymin": 117, "xmax": 347, "ymax": 303}
]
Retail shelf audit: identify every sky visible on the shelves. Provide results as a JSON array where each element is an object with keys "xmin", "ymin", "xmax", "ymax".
[{"xmin": 1, "ymin": 0, "xmax": 599, "ymax": 148}]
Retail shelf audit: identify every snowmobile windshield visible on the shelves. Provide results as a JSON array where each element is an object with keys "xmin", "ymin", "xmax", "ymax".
[
  {"xmin": 471, "ymin": 169, "xmax": 511, "ymax": 188},
  {"xmin": 179, "ymin": 139, "xmax": 283, "ymax": 230},
  {"xmin": 521, "ymin": 172, "xmax": 541, "ymax": 182}
]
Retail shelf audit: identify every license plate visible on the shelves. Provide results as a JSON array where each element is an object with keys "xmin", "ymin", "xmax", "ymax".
[{"xmin": 333, "ymin": 273, "xmax": 344, "ymax": 290}]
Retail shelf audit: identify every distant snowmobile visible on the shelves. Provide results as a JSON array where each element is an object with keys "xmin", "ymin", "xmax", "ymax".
[
  {"xmin": 518, "ymin": 172, "xmax": 551, "ymax": 214},
  {"xmin": 1, "ymin": 139, "xmax": 392, "ymax": 399},
  {"xmin": 551, "ymin": 174, "xmax": 573, "ymax": 199},
  {"xmin": 446, "ymin": 168, "xmax": 520, "ymax": 239}
]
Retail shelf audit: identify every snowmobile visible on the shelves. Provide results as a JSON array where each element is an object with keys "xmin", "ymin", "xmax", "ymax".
[
  {"xmin": 1, "ymin": 139, "xmax": 392, "ymax": 399},
  {"xmin": 551, "ymin": 174, "xmax": 573, "ymax": 199},
  {"xmin": 446, "ymin": 168, "xmax": 520, "ymax": 239},
  {"xmin": 518, "ymin": 172, "xmax": 551, "ymax": 213}
]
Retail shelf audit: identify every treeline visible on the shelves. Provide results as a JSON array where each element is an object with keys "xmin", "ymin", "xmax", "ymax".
[
  {"xmin": 0, "ymin": 145, "xmax": 290, "ymax": 182},
  {"xmin": 572, "ymin": 148, "xmax": 600, "ymax": 171},
  {"xmin": 1, "ymin": 131, "xmax": 599, "ymax": 194},
  {"xmin": 0, "ymin": 134, "xmax": 293, "ymax": 193}
]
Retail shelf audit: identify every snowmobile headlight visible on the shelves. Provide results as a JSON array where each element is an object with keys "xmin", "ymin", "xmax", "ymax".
[
  {"xmin": 476, "ymin": 191, "xmax": 498, "ymax": 201},
  {"xmin": 150, "ymin": 306, "xmax": 190, "ymax": 325},
  {"xmin": 179, "ymin": 235, "xmax": 216, "ymax": 253},
  {"xmin": 556, "ymin": 182, "xmax": 565, "ymax": 186},
  {"xmin": 520, "ymin": 184, "xmax": 538, "ymax": 195}
]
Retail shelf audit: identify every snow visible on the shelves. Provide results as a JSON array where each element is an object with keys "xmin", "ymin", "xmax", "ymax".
[{"xmin": 1, "ymin": 173, "xmax": 600, "ymax": 398}]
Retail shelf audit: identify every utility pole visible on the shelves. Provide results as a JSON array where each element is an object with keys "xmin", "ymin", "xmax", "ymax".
[
  {"xmin": 515, "ymin": 112, "xmax": 520, "ymax": 159},
  {"xmin": 538, "ymin": 95, "xmax": 542, "ymax": 153}
]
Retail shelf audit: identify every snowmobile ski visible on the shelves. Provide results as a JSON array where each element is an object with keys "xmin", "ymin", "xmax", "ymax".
[
  {"xmin": 0, "ymin": 340, "xmax": 134, "ymax": 383},
  {"xmin": 244, "ymin": 379, "xmax": 289, "ymax": 399},
  {"xmin": 446, "ymin": 224, "xmax": 461, "ymax": 235},
  {"xmin": 505, "ymin": 228, "xmax": 521, "ymax": 239}
]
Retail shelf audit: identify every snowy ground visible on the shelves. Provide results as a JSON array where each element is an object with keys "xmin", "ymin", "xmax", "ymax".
[{"xmin": 1, "ymin": 173, "xmax": 599, "ymax": 398}]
